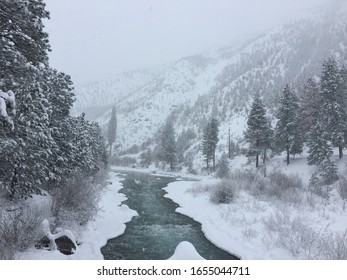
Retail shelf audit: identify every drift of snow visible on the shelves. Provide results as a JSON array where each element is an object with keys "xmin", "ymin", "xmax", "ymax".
[{"xmin": 168, "ymin": 241, "xmax": 205, "ymax": 260}]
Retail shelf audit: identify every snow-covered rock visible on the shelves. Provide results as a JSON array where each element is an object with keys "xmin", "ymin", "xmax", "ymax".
[{"xmin": 168, "ymin": 241, "xmax": 205, "ymax": 260}]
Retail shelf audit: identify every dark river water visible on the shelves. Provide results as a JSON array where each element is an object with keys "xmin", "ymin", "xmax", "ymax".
[{"xmin": 101, "ymin": 171, "xmax": 238, "ymax": 260}]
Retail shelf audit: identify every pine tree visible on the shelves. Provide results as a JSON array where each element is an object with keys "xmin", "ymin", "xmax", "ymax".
[
  {"xmin": 201, "ymin": 117, "xmax": 219, "ymax": 170},
  {"xmin": 0, "ymin": 1, "xmax": 107, "ymax": 198},
  {"xmin": 245, "ymin": 95, "xmax": 273, "ymax": 167},
  {"xmin": 307, "ymin": 121, "xmax": 333, "ymax": 165},
  {"xmin": 209, "ymin": 118, "xmax": 219, "ymax": 169},
  {"xmin": 107, "ymin": 106, "xmax": 117, "ymax": 156},
  {"xmin": 319, "ymin": 159, "xmax": 338, "ymax": 185},
  {"xmin": 161, "ymin": 119, "xmax": 177, "ymax": 171},
  {"xmin": 299, "ymin": 78, "xmax": 321, "ymax": 138},
  {"xmin": 320, "ymin": 57, "xmax": 346, "ymax": 159},
  {"xmin": 274, "ymin": 84, "xmax": 303, "ymax": 165},
  {"xmin": 216, "ymin": 153, "xmax": 230, "ymax": 178}
]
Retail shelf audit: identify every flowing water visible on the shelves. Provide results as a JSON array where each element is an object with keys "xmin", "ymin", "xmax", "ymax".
[{"xmin": 101, "ymin": 171, "xmax": 238, "ymax": 260}]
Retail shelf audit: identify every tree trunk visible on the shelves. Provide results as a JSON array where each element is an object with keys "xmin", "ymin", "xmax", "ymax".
[
  {"xmin": 286, "ymin": 147, "xmax": 290, "ymax": 165},
  {"xmin": 339, "ymin": 146, "xmax": 343, "ymax": 159},
  {"xmin": 263, "ymin": 149, "xmax": 267, "ymax": 164},
  {"xmin": 256, "ymin": 154, "xmax": 259, "ymax": 168},
  {"xmin": 213, "ymin": 153, "xmax": 216, "ymax": 170},
  {"xmin": 206, "ymin": 159, "xmax": 209, "ymax": 169}
]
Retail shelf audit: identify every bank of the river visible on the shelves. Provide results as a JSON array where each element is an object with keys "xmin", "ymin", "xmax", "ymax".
[
  {"xmin": 164, "ymin": 178, "xmax": 347, "ymax": 260},
  {"xmin": 17, "ymin": 171, "xmax": 137, "ymax": 259},
  {"xmin": 101, "ymin": 171, "xmax": 237, "ymax": 260}
]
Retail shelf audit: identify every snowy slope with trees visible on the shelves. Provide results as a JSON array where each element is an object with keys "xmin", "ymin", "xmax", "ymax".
[{"xmin": 75, "ymin": 2, "xmax": 347, "ymax": 169}]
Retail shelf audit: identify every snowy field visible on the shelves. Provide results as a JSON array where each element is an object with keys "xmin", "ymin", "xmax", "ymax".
[{"xmin": 164, "ymin": 154, "xmax": 347, "ymax": 260}]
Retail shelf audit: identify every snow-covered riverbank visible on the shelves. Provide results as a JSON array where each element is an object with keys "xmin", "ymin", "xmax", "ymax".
[
  {"xmin": 164, "ymin": 175, "xmax": 347, "ymax": 260},
  {"xmin": 17, "ymin": 172, "xmax": 137, "ymax": 259}
]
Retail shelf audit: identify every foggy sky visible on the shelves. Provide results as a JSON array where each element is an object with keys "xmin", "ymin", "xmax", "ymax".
[{"xmin": 44, "ymin": 0, "xmax": 327, "ymax": 86}]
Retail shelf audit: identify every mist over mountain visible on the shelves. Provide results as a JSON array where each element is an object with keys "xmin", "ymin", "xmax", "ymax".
[{"xmin": 74, "ymin": 1, "xmax": 347, "ymax": 161}]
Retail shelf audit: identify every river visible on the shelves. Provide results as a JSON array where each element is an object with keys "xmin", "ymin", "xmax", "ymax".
[{"xmin": 101, "ymin": 171, "xmax": 238, "ymax": 260}]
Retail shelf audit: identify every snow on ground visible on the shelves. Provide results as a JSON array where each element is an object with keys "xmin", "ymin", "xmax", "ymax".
[
  {"xmin": 164, "ymin": 153, "xmax": 347, "ymax": 260},
  {"xmin": 168, "ymin": 241, "xmax": 205, "ymax": 260},
  {"xmin": 17, "ymin": 171, "xmax": 137, "ymax": 260}
]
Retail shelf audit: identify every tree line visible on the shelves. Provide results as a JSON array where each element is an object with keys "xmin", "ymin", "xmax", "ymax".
[
  {"xmin": 157, "ymin": 57, "xmax": 347, "ymax": 185},
  {"xmin": 245, "ymin": 57, "xmax": 347, "ymax": 184},
  {"xmin": 0, "ymin": 0, "xmax": 107, "ymax": 199}
]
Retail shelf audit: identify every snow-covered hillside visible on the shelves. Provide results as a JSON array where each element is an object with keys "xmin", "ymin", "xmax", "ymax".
[{"xmin": 75, "ymin": 1, "xmax": 347, "ymax": 157}]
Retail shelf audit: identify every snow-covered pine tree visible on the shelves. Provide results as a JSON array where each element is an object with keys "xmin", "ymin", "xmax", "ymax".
[
  {"xmin": 0, "ymin": 1, "xmax": 107, "ymax": 198},
  {"xmin": 307, "ymin": 121, "xmax": 333, "ymax": 165},
  {"xmin": 209, "ymin": 118, "xmax": 219, "ymax": 169},
  {"xmin": 216, "ymin": 153, "xmax": 230, "ymax": 178},
  {"xmin": 299, "ymin": 78, "xmax": 322, "ymax": 138},
  {"xmin": 320, "ymin": 57, "xmax": 346, "ymax": 159},
  {"xmin": 201, "ymin": 117, "xmax": 219, "ymax": 170},
  {"xmin": 274, "ymin": 84, "xmax": 303, "ymax": 165},
  {"xmin": 244, "ymin": 95, "xmax": 273, "ymax": 167},
  {"xmin": 107, "ymin": 106, "xmax": 117, "ymax": 156},
  {"xmin": 0, "ymin": 0, "xmax": 52, "ymax": 198},
  {"xmin": 0, "ymin": 0, "xmax": 50, "ymax": 92},
  {"xmin": 202, "ymin": 122, "xmax": 211, "ymax": 169},
  {"xmin": 319, "ymin": 159, "xmax": 338, "ymax": 185},
  {"xmin": 161, "ymin": 119, "xmax": 177, "ymax": 171}
]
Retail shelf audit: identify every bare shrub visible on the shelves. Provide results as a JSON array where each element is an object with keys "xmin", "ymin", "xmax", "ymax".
[
  {"xmin": 262, "ymin": 212, "xmax": 325, "ymax": 259},
  {"xmin": 309, "ymin": 184, "xmax": 330, "ymax": 200},
  {"xmin": 323, "ymin": 230, "xmax": 347, "ymax": 260},
  {"xmin": 209, "ymin": 180, "xmax": 237, "ymax": 204},
  {"xmin": 268, "ymin": 171, "xmax": 302, "ymax": 191},
  {"xmin": 186, "ymin": 182, "xmax": 211, "ymax": 197},
  {"xmin": 265, "ymin": 171, "xmax": 303, "ymax": 205},
  {"xmin": 0, "ymin": 205, "xmax": 46, "ymax": 259},
  {"xmin": 52, "ymin": 174, "xmax": 101, "ymax": 228}
]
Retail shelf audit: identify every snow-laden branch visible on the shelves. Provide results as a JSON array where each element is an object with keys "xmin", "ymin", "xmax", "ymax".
[
  {"xmin": 0, "ymin": 90, "xmax": 16, "ymax": 130},
  {"xmin": 41, "ymin": 219, "xmax": 78, "ymax": 253}
]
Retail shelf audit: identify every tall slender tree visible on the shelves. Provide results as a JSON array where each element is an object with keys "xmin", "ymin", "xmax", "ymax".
[
  {"xmin": 274, "ymin": 84, "xmax": 302, "ymax": 165},
  {"xmin": 107, "ymin": 106, "xmax": 117, "ymax": 156},
  {"xmin": 161, "ymin": 119, "xmax": 177, "ymax": 171},
  {"xmin": 299, "ymin": 78, "xmax": 322, "ymax": 138},
  {"xmin": 320, "ymin": 57, "xmax": 346, "ymax": 159},
  {"xmin": 244, "ymin": 95, "xmax": 273, "ymax": 167},
  {"xmin": 202, "ymin": 117, "xmax": 219, "ymax": 169}
]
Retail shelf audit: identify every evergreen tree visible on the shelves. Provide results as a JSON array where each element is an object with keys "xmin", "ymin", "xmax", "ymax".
[
  {"xmin": 107, "ymin": 106, "xmax": 117, "ymax": 156},
  {"xmin": 209, "ymin": 118, "xmax": 219, "ymax": 169},
  {"xmin": 201, "ymin": 117, "xmax": 219, "ymax": 169},
  {"xmin": 274, "ymin": 84, "xmax": 303, "ymax": 165},
  {"xmin": 161, "ymin": 119, "xmax": 177, "ymax": 171},
  {"xmin": 0, "ymin": 1, "xmax": 107, "ymax": 198},
  {"xmin": 320, "ymin": 57, "xmax": 346, "ymax": 159},
  {"xmin": 244, "ymin": 95, "xmax": 273, "ymax": 167},
  {"xmin": 319, "ymin": 159, "xmax": 338, "ymax": 185},
  {"xmin": 216, "ymin": 153, "xmax": 230, "ymax": 178},
  {"xmin": 299, "ymin": 78, "xmax": 321, "ymax": 138},
  {"xmin": 307, "ymin": 121, "xmax": 333, "ymax": 165}
]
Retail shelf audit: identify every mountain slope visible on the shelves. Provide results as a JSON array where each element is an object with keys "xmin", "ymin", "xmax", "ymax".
[{"xmin": 76, "ymin": 2, "xmax": 347, "ymax": 163}]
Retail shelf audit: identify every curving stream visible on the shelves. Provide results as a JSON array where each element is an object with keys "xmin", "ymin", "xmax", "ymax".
[{"xmin": 101, "ymin": 171, "xmax": 238, "ymax": 260}]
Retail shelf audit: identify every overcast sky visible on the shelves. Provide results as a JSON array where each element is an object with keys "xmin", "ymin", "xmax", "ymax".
[{"xmin": 44, "ymin": 0, "xmax": 326, "ymax": 86}]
